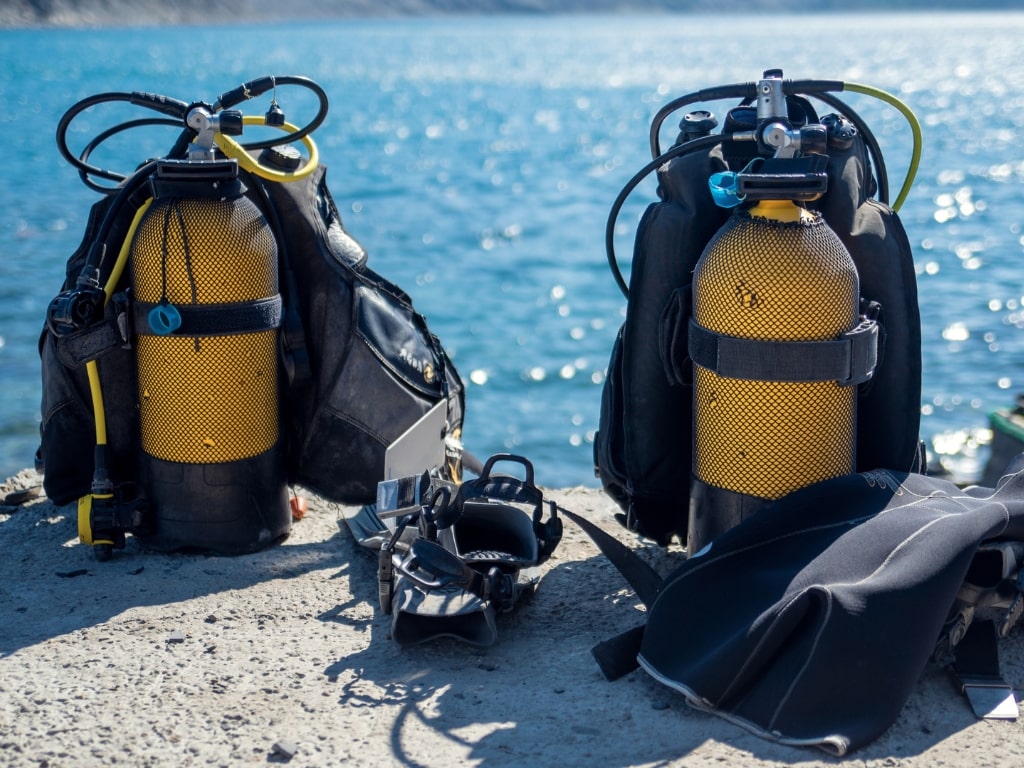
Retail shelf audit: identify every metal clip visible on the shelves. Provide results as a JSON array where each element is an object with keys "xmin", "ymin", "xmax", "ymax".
[{"xmin": 960, "ymin": 677, "xmax": 1019, "ymax": 720}]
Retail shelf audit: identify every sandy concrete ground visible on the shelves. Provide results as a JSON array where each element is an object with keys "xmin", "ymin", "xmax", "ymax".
[{"xmin": 3, "ymin": 466, "xmax": 1024, "ymax": 767}]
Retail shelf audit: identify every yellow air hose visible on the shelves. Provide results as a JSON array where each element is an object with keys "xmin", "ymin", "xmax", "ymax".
[
  {"xmin": 79, "ymin": 199, "xmax": 152, "ymax": 545},
  {"xmin": 214, "ymin": 117, "xmax": 319, "ymax": 183},
  {"xmin": 843, "ymin": 82, "xmax": 923, "ymax": 212}
]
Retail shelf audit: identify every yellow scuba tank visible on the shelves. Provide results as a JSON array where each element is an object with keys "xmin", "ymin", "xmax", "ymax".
[
  {"xmin": 123, "ymin": 98, "xmax": 323, "ymax": 554},
  {"xmin": 687, "ymin": 70, "xmax": 878, "ymax": 553},
  {"xmin": 691, "ymin": 201, "xmax": 859, "ymax": 500},
  {"xmin": 129, "ymin": 155, "xmax": 290, "ymax": 552},
  {"xmin": 598, "ymin": 68, "xmax": 920, "ymax": 551}
]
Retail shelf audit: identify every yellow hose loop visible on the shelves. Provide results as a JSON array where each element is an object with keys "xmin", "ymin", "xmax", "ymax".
[
  {"xmin": 843, "ymin": 82, "xmax": 923, "ymax": 213},
  {"xmin": 213, "ymin": 116, "xmax": 319, "ymax": 183}
]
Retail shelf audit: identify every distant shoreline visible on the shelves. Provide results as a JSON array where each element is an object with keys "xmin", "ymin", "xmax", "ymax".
[{"xmin": 1, "ymin": 1, "xmax": 1016, "ymax": 30}]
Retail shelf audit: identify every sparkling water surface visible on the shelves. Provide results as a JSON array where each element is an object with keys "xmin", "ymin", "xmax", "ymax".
[{"xmin": 1, "ymin": 12, "xmax": 1023, "ymax": 488}]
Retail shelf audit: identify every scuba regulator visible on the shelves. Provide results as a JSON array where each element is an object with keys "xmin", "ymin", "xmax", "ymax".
[{"xmin": 48, "ymin": 76, "xmax": 325, "ymax": 560}]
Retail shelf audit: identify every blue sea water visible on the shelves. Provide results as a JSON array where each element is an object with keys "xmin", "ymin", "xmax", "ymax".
[{"xmin": 1, "ymin": 12, "xmax": 1023, "ymax": 489}]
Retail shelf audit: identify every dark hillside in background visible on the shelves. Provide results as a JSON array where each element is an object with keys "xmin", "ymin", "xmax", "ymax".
[{"xmin": 1, "ymin": 0, "xmax": 1016, "ymax": 27}]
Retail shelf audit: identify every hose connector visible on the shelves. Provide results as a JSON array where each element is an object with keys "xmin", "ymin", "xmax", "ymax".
[{"xmin": 186, "ymin": 106, "xmax": 244, "ymax": 160}]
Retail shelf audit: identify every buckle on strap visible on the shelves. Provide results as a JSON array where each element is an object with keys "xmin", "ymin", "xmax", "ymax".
[
  {"xmin": 55, "ymin": 291, "xmax": 133, "ymax": 368},
  {"xmin": 952, "ymin": 619, "xmax": 1019, "ymax": 720},
  {"xmin": 687, "ymin": 316, "xmax": 878, "ymax": 386},
  {"xmin": 960, "ymin": 678, "xmax": 1019, "ymax": 720}
]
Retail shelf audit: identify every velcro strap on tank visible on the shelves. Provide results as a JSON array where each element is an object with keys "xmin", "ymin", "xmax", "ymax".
[
  {"xmin": 55, "ymin": 292, "xmax": 132, "ymax": 368},
  {"xmin": 688, "ymin": 316, "xmax": 878, "ymax": 386},
  {"xmin": 133, "ymin": 295, "xmax": 283, "ymax": 337},
  {"xmin": 56, "ymin": 314, "xmax": 130, "ymax": 368}
]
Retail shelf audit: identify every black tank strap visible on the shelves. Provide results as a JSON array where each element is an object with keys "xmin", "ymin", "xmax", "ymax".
[
  {"xmin": 687, "ymin": 316, "xmax": 878, "ymax": 386},
  {"xmin": 133, "ymin": 294, "xmax": 283, "ymax": 337}
]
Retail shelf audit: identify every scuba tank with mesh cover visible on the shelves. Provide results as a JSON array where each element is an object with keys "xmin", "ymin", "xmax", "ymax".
[
  {"xmin": 129, "ymin": 127, "xmax": 289, "ymax": 553},
  {"xmin": 41, "ymin": 76, "xmax": 465, "ymax": 559},
  {"xmin": 595, "ymin": 69, "xmax": 924, "ymax": 549}
]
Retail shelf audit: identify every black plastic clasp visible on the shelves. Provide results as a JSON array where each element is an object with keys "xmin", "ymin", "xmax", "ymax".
[
  {"xmin": 841, "ymin": 317, "xmax": 879, "ymax": 386},
  {"xmin": 736, "ymin": 155, "xmax": 829, "ymax": 201},
  {"xmin": 534, "ymin": 499, "xmax": 563, "ymax": 563}
]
